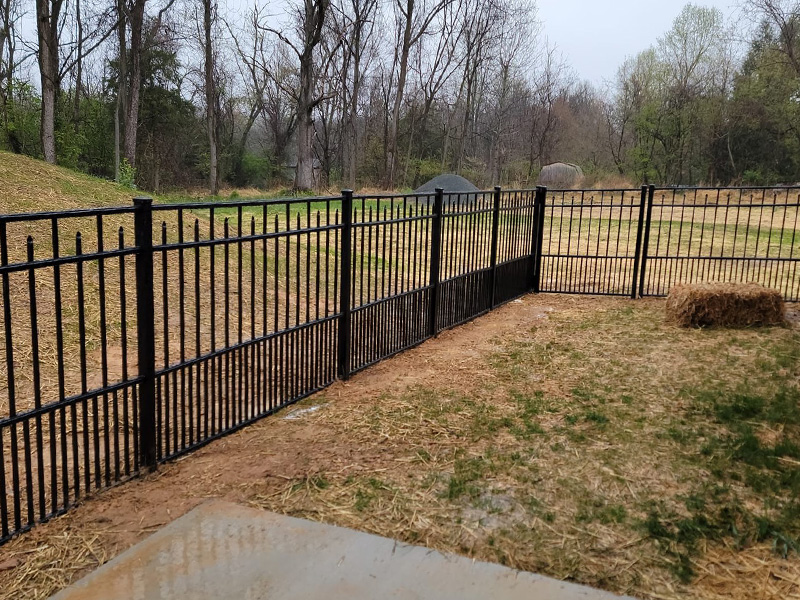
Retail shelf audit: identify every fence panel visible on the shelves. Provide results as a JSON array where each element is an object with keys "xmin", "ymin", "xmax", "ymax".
[
  {"xmin": 494, "ymin": 189, "xmax": 539, "ymax": 305},
  {"xmin": 347, "ymin": 193, "xmax": 435, "ymax": 374},
  {"xmin": 149, "ymin": 198, "xmax": 343, "ymax": 462},
  {"xmin": 641, "ymin": 187, "xmax": 800, "ymax": 301},
  {"xmin": 539, "ymin": 189, "xmax": 644, "ymax": 296},
  {"xmin": 437, "ymin": 190, "xmax": 496, "ymax": 329},
  {"xmin": 0, "ymin": 208, "xmax": 141, "ymax": 542}
]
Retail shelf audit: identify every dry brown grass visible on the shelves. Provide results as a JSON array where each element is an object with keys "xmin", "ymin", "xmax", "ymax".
[{"xmin": 1, "ymin": 295, "xmax": 797, "ymax": 600}]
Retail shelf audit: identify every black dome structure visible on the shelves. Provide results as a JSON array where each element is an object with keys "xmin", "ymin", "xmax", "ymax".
[{"xmin": 413, "ymin": 174, "xmax": 481, "ymax": 204}]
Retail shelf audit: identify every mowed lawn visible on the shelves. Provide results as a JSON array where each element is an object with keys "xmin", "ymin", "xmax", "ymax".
[{"xmin": 1, "ymin": 295, "xmax": 798, "ymax": 600}]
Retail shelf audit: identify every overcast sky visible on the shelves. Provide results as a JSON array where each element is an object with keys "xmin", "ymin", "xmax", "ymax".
[{"xmin": 536, "ymin": 0, "xmax": 741, "ymax": 85}]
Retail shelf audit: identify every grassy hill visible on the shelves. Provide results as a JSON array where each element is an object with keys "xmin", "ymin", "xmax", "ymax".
[{"xmin": 0, "ymin": 151, "xmax": 140, "ymax": 215}]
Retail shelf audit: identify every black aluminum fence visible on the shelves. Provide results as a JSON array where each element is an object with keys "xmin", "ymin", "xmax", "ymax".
[
  {"xmin": 1, "ymin": 184, "xmax": 798, "ymax": 544},
  {"xmin": 640, "ymin": 187, "xmax": 800, "ymax": 299}
]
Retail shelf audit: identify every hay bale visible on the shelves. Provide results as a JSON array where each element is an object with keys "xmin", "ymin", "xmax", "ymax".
[{"xmin": 665, "ymin": 283, "xmax": 786, "ymax": 328}]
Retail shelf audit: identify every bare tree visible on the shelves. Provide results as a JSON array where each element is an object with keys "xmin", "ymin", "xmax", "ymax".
[
  {"xmin": 331, "ymin": 0, "xmax": 378, "ymax": 187},
  {"xmin": 36, "ymin": 0, "xmax": 63, "ymax": 163},
  {"xmin": 116, "ymin": 0, "xmax": 176, "ymax": 172},
  {"xmin": 746, "ymin": 0, "xmax": 800, "ymax": 76},
  {"xmin": 0, "ymin": 0, "xmax": 20, "ymax": 137},
  {"xmin": 408, "ymin": 0, "xmax": 462, "ymax": 170},
  {"xmin": 527, "ymin": 44, "xmax": 570, "ymax": 177},
  {"xmin": 384, "ymin": 0, "xmax": 453, "ymax": 188},
  {"xmin": 257, "ymin": 0, "xmax": 332, "ymax": 190},
  {"xmin": 233, "ymin": 8, "xmax": 300, "ymax": 175},
  {"xmin": 485, "ymin": 0, "xmax": 535, "ymax": 182},
  {"xmin": 36, "ymin": 0, "xmax": 116, "ymax": 164},
  {"xmin": 604, "ymin": 54, "xmax": 655, "ymax": 175},
  {"xmin": 450, "ymin": 0, "xmax": 503, "ymax": 172},
  {"xmin": 203, "ymin": 0, "xmax": 218, "ymax": 194}
]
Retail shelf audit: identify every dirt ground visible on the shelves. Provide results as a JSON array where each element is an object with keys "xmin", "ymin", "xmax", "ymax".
[{"xmin": 1, "ymin": 294, "xmax": 798, "ymax": 600}]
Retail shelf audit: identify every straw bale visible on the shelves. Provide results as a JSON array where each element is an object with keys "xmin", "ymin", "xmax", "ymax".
[{"xmin": 665, "ymin": 283, "xmax": 785, "ymax": 328}]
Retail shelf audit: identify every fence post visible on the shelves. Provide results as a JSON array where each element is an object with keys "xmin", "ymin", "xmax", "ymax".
[
  {"xmin": 133, "ymin": 196, "xmax": 157, "ymax": 471},
  {"xmin": 338, "ymin": 190, "xmax": 353, "ymax": 380},
  {"xmin": 530, "ymin": 186, "xmax": 547, "ymax": 293},
  {"xmin": 428, "ymin": 187, "xmax": 444, "ymax": 337},
  {"xmin": 631, "ymin": 185, "xmax": 648, "ymax": 299},
  {"xmin": 489, "ymin": 185, "xmax": 501, "ymax": 308},
  {"xmin": 638, "ymin": 185, "xmax": 655, "ymax": 298}
]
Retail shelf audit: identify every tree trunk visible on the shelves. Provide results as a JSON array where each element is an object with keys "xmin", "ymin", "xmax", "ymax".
[
  {"xmin": 204, "ymin": 0, "xmax": 218, "ymax": 195},
  {"xmin": 345, "ymin": 29, "xmax": 362, "ymax": 189},
  {"xmin": 0, "ymin": 0, "xmax": 14, "ymax": 137},
  {"xmin": 295, "ymin": 68, "xmax": 315, "ymax": 191},
  {"xmin": 294, "ymin": 0, "xmax": 328, "ymax": 191},
  {"xmin": 124, "ymin": 0, "xmax": 146, "ymax": 168},
  {"xmin": 36, "ymin": 0, "xmax": 62, "ymax": 164},
  {"xmin": 385, "ymin": 0, "xmax": 414, "ymax": 189},
  {"xmin": 72, "ymin": 0, "xmax": 83, "ymax": 131},
  {"xmin": 114, "ymin": 0, "xmax": 127, "ymax": 181}
]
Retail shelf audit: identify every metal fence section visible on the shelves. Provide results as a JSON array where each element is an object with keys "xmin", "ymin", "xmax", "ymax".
[
  {"xmin": 147, "ymin": 198, "xmax": 343, "ymax": 462},
  {"xmin": 347, "ymin": 192, "xmax": 435, "ymax": 375},
  {"xmin": 539, "ymin": 187, "xmax": 647, "ymax": 296},
  {"xmin": 639, "ymin": 187, "xmax": 800, "ymax": 301},
  {"xmin": 1, "ymin": 184, "xmax": 799, "ymax": 544},
  {"xmin": 0, "ymin": 207, "xmax": 141, "ymax": 541}
]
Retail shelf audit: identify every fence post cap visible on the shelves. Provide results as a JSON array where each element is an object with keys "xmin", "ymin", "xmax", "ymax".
[
  {"xmin": 133, "ymin": 196, "xmax": 153, "ymax": 206},
  {"xmin": 494, "ymin": 185, "xmax": 502, "ymax": 191},
  {"xmin": 340, "ymin": 189, "xmax": 353, "ymax": 196}
]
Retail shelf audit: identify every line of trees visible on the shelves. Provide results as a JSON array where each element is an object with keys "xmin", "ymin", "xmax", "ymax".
[{"xmin": 0, "ymin": 0, "xmax": 799, "ymax": 192}]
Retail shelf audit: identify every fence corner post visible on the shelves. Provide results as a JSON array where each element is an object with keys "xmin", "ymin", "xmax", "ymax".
[
  {"xmin": 489, "ymin": 186, "xmax": 502, "ymax": 308},
  {"xmin": 637, "ymin": 185, "xmax": 655, "ymax": 298},
  {"xmin": 531, "ymin": 186, "xmax": 546, "ymax": 293},
  {"xmin": 428, "ymin": 187, "xmax": 444, "ymax": 337},
  {"xmin": 133, "ymin": 196, "xmax": 157, "ymax": 471},
  {"xmin": 337, "ymin": 190, "xmax": 353, "ymax": 380}
]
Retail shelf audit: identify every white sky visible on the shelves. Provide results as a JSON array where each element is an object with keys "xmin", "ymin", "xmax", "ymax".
[{"xmin": 536, "ymin": 0, "xmax": 742, "ymax": 85}]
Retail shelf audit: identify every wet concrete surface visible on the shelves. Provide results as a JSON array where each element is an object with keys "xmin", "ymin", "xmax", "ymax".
[{"xmin": 51, "ymin": 501, "xmax": 634, "ymax": 600}]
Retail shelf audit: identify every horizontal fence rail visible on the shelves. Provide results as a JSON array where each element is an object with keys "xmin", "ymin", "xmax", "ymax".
[{"xmin": 1, "ymin": 184, "xmax": 798, "ymax": 543}]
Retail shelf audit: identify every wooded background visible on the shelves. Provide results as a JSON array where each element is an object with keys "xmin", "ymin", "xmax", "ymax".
[{"xmin": 2, "ymin": 0, "xmax": 799, "ymax": 192}]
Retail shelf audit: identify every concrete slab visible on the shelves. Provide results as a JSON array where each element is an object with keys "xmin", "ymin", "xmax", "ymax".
[{"xmin": 51, "ymin": 501, "xmax": 633, "ymax": 600}]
